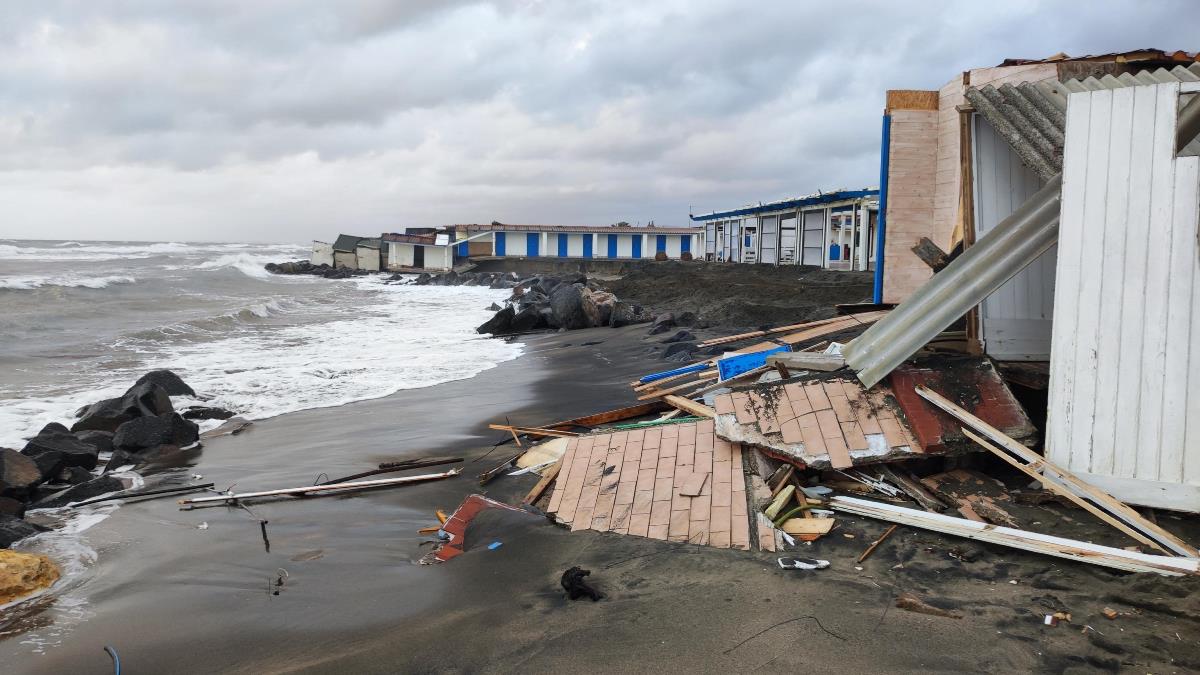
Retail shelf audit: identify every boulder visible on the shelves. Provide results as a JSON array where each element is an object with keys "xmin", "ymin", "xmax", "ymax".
[
  {"xmin": 663, "ymin": 341, "xmax": 698, "ymax": 360},
  {"xmin": 132, "ymin": 370, "xmax": 196, "ymax": 397},
  {"xmin": 676, "ymin": 311, "xmax": 698, "ymax": 327},
  {"xmin": 581, "ymin": 290, "xmax": 616, "ymax": 328},
  {"xmin": 661, "ymin": 330, "xmax": 696, "ymax": 344},
  {"xmin": 414, "ymin": 273, "xmax": 433, "ymax": 286},
  {"xmin": 0, "ymin": 448, "xmax": 45, "ymax": 498},
  {"xmin": 0, "ymin": 497, "xmax": 25, "ymax": 518},
  {"xmin": 549, "ymin": 284, "xmax": 590, "ymax": 330},
  {"xmin": 476, "ymin": 306, "xmax": 515, "ymax": 335},
  {"xmin": 74, "ymin": 430, "xmax": 114, "ymax": 456},
  {"xmin": 181, "ymin": 406, "xmax": 235, "ymax": 421},
  {"xmin": 22, "ymin": 426, "xmax": 100, "ymax": 472},
  {"xmin": 509, "ymin": 306, "xmax": 543, "ymax": 333},
  {"xmin": 72, "ymin": 382, "xmax": 174, "ymax": 433},
  {"xmin": 112, "ymin": 413, "xmax": 199, "ymax": 452},
  {"xmin": 55, "ymin": 466, "xmax": 94, "ymax": 485},
  {"xmin": 106, "ymin": 445, "xmax": 184, "ymax": 471},
  {"xmin": 0, "ymin": 550, "xmax": 60, "ymax": 604},
  {"xmin": 647, "ymin": 313, "xmax": 676, "ymax": 335},
  {"xmin": 608, "ymin": 301, "xmax": 644, "ymax": 328},
  {"xmin": 0, "ymin": 514, "xmax": 45, "ymax": 548},
  {"xmin": 437, "ymin": 271, "xmax": 459, "ymax": 286},
  {"xmin": 35, "ymin": 475, "xmax": 129, "ymax": 509},
  {"xmin": 486, "ymin": 302, "xmax": 503, "ymax": 312}
]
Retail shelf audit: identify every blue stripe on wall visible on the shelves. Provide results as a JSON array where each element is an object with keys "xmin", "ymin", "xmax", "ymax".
[
  {"xmin": 558, "ymin": 233, "xmax": 568, "ymax": 257},
  {"xmin": 457, "ymin": 241, "xmax": 468, "ymax": 257},
  {"xmin": 606, "ymin": 234, "xmax": 617, "ymax": 258},
  {"xmin": 527, "ymin": 232, "xmax": 539, "ymax": 257},
  {"xmin": 583, "ymin": 235, "xmax": 593, "ymax": 258},
  {"xmin": 681, "ymin": 236, "xmax": 690, "ymax": 254},
  {"xmin": 495, "ymin": 232, "xmax": 505, "ymax": 256},
  {"xmin": 631, "ymin": 235, "xmax": 642, "ymax": 258},
  {"xmin": 656, "ymin": 235, "xmax": 666, "ymax": 253}
]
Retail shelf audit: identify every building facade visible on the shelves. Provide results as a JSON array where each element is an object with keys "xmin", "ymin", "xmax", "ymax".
[{"xmin": 453, "ymin": 224, "xmax": 701, "ymax": 260}]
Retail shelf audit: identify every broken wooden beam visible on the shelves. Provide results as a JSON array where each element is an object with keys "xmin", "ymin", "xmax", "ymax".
[
  {"xmin": 487, "ymin": 424, "xmax": 581, "ymax": 438},
  {"xmin": 179, "ymin": 470, "xmax": 460, "ymax": 506},
  {"xmin": 830, "ymin": 496, "xmax": 1200, "ymax": 576},
  {"xmin": 874, "ymin": 465, "xmax": 947, "ymax": 512},
  {"xmin": 915, "ymin": 385, "xmax": 1198, "ymax": 558},
  {"xmin": 663, "ymin": 395, "xmax": 717, "ymax": 419},
  {"xmin": 911, "ymin": 236, "xmax": 951, "ymax": 272},
  {"xmin": 857, "ymin": 524, "xmax": 899, "ymax": 563},
  {"xmin": 522, "ymin": 459, "xmax": 563, "ymax": 505}
]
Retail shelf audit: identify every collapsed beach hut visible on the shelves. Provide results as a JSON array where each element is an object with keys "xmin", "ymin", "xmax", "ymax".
[
  {"xmin": 332, "ymin": 234, "xmax": 366, "ymax": 269},
  {"xmin": 355, "ymin": 238, "xmax": 383, "ymax": 272},
  {"xmin": 850, "ymin": 70, "xmax": 1200, "ymax": 511},
  {"xmin": 310, "ymin": 240, "xmax": 334, "ymax": 267},
  {"xmin": 382, "ymin": 232, "xmax": 454, "ymax": 272}
]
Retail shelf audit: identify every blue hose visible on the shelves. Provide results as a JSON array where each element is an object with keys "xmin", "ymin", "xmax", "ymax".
[{"xmin": 104, "ymin": 645, "xmax": 121, "ymax": 674}]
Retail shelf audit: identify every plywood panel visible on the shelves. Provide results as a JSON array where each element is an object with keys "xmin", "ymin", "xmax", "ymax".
[{"xmin": 1048, "ymin": 82, "xmax": 1200, "ymax": 511}]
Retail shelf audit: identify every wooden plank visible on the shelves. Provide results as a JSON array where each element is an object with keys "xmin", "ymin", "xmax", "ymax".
[
  {"xmin": 488, "ymin": 424, "xmax": 580, "ymax": 438},
  {"xmin": 542, "ymin": 401, "xmax": 671, "ymax": 430},
  {"xmin": 831, "ymin": 496, "xmax": 1200, "ymax": 576},
  {"xmin": 523, "ymin": 458, "xmax": 563, "ymax": 505},
  {"xmin": 633, "ymin": 368, "xmax": 717, "ymax": 391},
  {"xmin": 696, "ymin": 314, "xmax": 862, "ymax": 348},
  {"xmin": 637, "ymin": 375, "xmax": 717, "ymax": 400},
  {"xmin": 781, "ymin": 518, "xmax": 835, "ymax": 537},
  {"xmin": 918, "ymin": 385, "xmax": 1199, "ymax": 557},
  {"xmin": 678, "ymin": 472, "xmax": 709, "ymax": 497},
  {"xmin": 664, "ymin": 395, "xmax": 717, "ymax": 419}
]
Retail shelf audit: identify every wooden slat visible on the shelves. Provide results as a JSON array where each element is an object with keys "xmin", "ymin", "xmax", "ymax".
[
  {"xmin": 664, "ymin": 395, "xmax": 717, "ymax": 418},
  {"xmin": 524, "ymin": 458, "xmax": 564, "ymax": 506}
]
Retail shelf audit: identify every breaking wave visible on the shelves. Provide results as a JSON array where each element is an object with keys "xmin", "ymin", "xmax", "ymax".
[{"xmin": 0, "ymin": 274, "xmax": 136, "ymax": 291}]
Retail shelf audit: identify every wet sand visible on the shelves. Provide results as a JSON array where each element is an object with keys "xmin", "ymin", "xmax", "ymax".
[{"xmin": 4, "ymin": 324, "xmax": 1200, "ymax": 674}]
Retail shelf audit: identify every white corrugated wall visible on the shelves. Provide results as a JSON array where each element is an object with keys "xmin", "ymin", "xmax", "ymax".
[
  {"xmin": 972, "ymin": 116, "xmax": 1056, "ymax": 360},
  {"xmin": 1047, "ymin": 82, "xmax": 1200, "ymax": 510}
]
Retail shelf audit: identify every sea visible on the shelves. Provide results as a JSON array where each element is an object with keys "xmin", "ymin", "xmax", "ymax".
[{"xmin": 0, "ymin": 239, "xmax": 523, "ymax": 448}]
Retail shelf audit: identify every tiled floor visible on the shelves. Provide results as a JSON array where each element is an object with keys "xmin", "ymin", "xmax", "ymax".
[
  {"xmin": 547, "ymin": 421, "xmax": 753, "ymax": 549},
  {"xmin": 714, "ymin": 378, "xmax": 920, "ymax": 469}
]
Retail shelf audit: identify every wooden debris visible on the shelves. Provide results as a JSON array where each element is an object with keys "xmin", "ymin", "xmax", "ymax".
[
  {"xmin": 764, "ymin": 485, "xmax": 795, "ymax": 520},
  {"xmin": 895, "ymin": 592, "xmax": 962, "ymax": 619},
  {"xmin": 478, "ymin": 451, "xmax": 524, "ymax": 486},
  {"xmin": 874, "ymin": 465, "xmax": 947, "ymax": 512},
  {"xmin": 857, "ymin": 524, "xmax": 899, "ymax": 563},
  {"xmin": 915, "ymin": 385, "xmax": 1199, "ymax": 557},
  {"xmin": 488, "ymin": 424, "xmax": 581, "ymax": 439},
  {"xmin": 766, "ymin": 352, "xmax": 847, "ymax": 372},
  {"xmin": 910, "ymin": 236, "xmax": 951, "ymax": 272},
  {"xmin": 830, "ymin": 496, "xmax": 1200, "ymax": 576},
  {"xmin": 178, "ymin": 469, "xmax": 460, "ymax": 506},
  {"xmin": 678, "ymin": 472, "xmax": 709, "ymax": 497},
  {"xmin": 319, "ymin": 457, "xmax": 463, "ymax": 485},
  {"xmin": 769, "ymin": 465, "xmax": 796, "ymax": 496},
  {"xmin": 70, "ymin": 482, "xmax": 215, "ymax": 508},
  {"xmin": 780, "ymin": 517, "xmax": 834, "ymax": 540},
  {"xmin": 522, "ymin": 459, "xmax": 563, "ymax": 505},
  {"xmin": 663, "ymin": 395, "xmax": 717, "ymax": 418},
  {"xmin": 637, "ymin": 375, "xmax": 717, "ymax": 400},
  {"xmin": 920, "ymin": 470, "xmax": 1019, "ymax": 528},
  {"xmin": 1101, "ymin": 607, "xmax": 1119, "ymax": 620}
]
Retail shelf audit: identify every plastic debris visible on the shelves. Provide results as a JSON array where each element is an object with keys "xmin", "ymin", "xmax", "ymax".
[
  {"xmin": 777, "ymin": 557, "xmax": 830, "ymax": 570},
  {"xmin": 488, "ymin": 541, "xmax": 503, "ymax": 550}
]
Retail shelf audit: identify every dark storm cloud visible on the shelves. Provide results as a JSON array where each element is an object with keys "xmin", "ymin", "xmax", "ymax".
[{"xmin": 0, "ymin": 0, "xmax": 1197, "ymax": 241}]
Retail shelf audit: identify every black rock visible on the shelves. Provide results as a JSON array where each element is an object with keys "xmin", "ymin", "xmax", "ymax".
[
  {"xmin": 0, "ymin": 514, "xmax": 45, "ymax": 548},
  {"xmin": 0, "ymin": 496, "xmax": 26, "ymax": 518},
  {"xmin": 414, "ymin": 272, "xmax": 432, "ymax": 285},
  {"xmin": 56, "ymin": 466, "xmax": 95, "ymax": 485},
  {"xmin": 675, "ymin": 311, "xmax": 698, "ymax": 327},
  {"xmin": 647, "ymin": 313, "xmax": 676, "ymax": 335},
  {"xmin": 510, "ymin": 306, "xmax": 543, "ymax": 333},
  {"xmin": 23, "ymin": 425, "xmax": 100, "ymax": 472},
  {"xmin": 74, "ymin": 430, "xmax": 114, "ymax": 456},
  {"xmin": 549, "ymin": 284, "xmax": 589, "ymax": 330},
  {"xmin": 609, "ymin": 301, "xmax": 644, "ymax": 328},
  {"xmin": 72, "ymin": 382, "xmax": 174, "ymax": 433},
  {"xmin": 112, "ymin": 413, "xmax": 199, "ymax": 452},
  {"xmin": 106, "ymin": 444, "xmax": 185, "ymax": 471},
  {"xmin": 35, "ymin": 476, "xmax": 128, "ymax": 509},
  {"xmin": 661, "ymin": 330, "xmax": 696, "ymax": 344},
  {"xmin": 0, "ymin": 448, "xmax": 43, "ymax": 498},
  {"xmin": 38, "ymin": 422, "xmax": 70, "ymax": 435},
  {"xmin": 476, "ymin": 305, "xmax": 515, "ymax": 335},
  {"xmin": 662, "ymin": 341, "xmax": 698, "ymax": 360},
  {"xmin": 132, "ymin": 369, "xmax": 197, "ymax": 397},
  {"xmin": 486, "ymin": 302, "xmax": 503, "ymax": 312},
  {"xmin": 181, "ymin": 406, "xmax": 235, "ymax": 421}
]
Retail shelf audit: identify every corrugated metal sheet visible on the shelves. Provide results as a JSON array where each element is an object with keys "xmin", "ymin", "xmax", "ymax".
[
  {"xmin": 963, "ymin": 63, "xmax": 1200, "ymax": 181},
  {"xmin": 971, "ymin": 116, "xmax": 1056, "ymax": 360},
  {"xmin": 691, "ymin": 188, "xmax": 877, "ymax": 222},
  {"xmin": 1046, "ymin": 83, "xmax": 1200, "ymax": 511},
  {"xmin": 844, "ymin": 174, "xmax": 1063, "ymax": 387}
]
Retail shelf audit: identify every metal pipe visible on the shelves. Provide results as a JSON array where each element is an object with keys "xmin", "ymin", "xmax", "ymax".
[
  {"xmin": 845, "ymin": 174, "xmax": 1063, "ymax": 388},
  {"xmin": 873, "ymin": 113, "xmax": 891, "ymax": 304},
  {"xmin": 178, "ymin": 469, "xmax": 460, "ymax": 505}
]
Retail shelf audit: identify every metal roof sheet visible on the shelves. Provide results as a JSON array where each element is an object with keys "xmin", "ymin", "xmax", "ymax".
[
  {"xmin": 690, "ymin": 189, "xmax": 879, "ymax": 222},
  {"xmin": 964, "ymin": 63, "xmax": 1200, "ymax": 181},
  {"xmin": 381, "ymin": 232, "xmax": 440, "ymax": 245},
  {"xmin": 333, "ymin": 234, "xmax": 368, "ymax": 252}
]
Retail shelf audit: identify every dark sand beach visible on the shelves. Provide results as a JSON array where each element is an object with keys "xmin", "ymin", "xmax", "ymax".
[{"xmin": 4, "ymin": 319, "xmax": 1199, "ymax": 674}]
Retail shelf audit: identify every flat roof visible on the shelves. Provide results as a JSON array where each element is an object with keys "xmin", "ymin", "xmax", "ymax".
[
  {"xmin": 456, "ymin": 223, "xmax": 700, "ymax": 235},
  {"xmin": 691, "ymin": 189, "xmax": 879, "ymax": 221}
]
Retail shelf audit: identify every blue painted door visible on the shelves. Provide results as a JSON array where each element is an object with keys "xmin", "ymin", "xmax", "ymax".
[
  {"xmin": 606, "ymin": 235, "xmax": 617, "ymax": 258},
  {"xmin": 527, "ymin": 233, "xmax": 539, "ymax": 257},
  {"xmin": 583, "ymin": 235, "xmax": 593, "ymax": 258},
  {"xmin": 456, "ymin": 241, "xmax": 468, "ymax": 257},
  {"xmin": 558, "ymin": 233, "xmax": 568, "ymax": 257},
  {"xmin": 656, "ymin": 235, "xmax": 666, "ymax": 253},
  {"xmin": 681, "ymin": 235, "xmax": 690, "ymax": 254},
  {"xmin": 495, "ymin": 232, "xmax": 506, "ymax": 256},
  {"xmin": 631, "ymin": 236, "xmax": 642, "ymax": 259}
]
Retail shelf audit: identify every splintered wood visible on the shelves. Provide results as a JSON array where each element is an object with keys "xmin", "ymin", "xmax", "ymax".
[
  {"xmin": 714, "ymin": 379, "xmax": 919, "ymax": 469},
  {"xmin": 546, "ymin": 421, "xmax": 754, "ymax": 550}
]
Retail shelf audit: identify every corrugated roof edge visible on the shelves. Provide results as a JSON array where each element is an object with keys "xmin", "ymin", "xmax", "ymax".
[{"xmin": 455, "ymin": 224, "xmax": 700, "ymax": 234}]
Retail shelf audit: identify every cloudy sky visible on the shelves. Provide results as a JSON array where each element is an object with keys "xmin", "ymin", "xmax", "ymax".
[{"xmin": 1, "ymin": 1, "xmax": 1196, "ymax": 243}]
